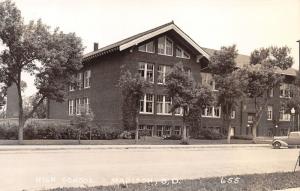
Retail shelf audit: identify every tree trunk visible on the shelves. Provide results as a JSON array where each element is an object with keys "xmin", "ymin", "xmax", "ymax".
[
  {"xmin": 16, "ymin": 76, "xmax": 24, "ymax": 144},
  {"xmin": 227, "ymin": 119, "xmax": 232, "ymax": 144},
  {"xmin": 181, "ymin": 109, "xmax": 189, "ymax": 144},
  {"xmin": 78, "ymin": 130, "xmax": 81, "ymax": 144},
  {"xmin": 182, "ymin": 125, "xmax": 187, "ymax": 144},
  {"xmin": 252, "ymin": 123, "xmax": 257, "ymax": 139},
  {"xmin": 135, "ymin": 114, "xmax": 139, "ymax": 144}
]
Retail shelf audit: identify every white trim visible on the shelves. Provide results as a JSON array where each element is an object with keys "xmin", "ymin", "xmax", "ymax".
[{"xmin": 119, "ymin": 24, "xmax": 210, "ymax": 59}]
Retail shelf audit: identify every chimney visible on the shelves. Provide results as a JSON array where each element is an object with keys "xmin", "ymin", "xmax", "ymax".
[{"xmin": 94, "ymin": 42, "xmax": 99, "ymax": 51}]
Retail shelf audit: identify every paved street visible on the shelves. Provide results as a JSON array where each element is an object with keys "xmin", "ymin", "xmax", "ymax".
[{"xmin": 0, "ymin": 146, "xmax": 299, "ymax": 191}]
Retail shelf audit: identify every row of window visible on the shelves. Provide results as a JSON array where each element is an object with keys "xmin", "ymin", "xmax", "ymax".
[
  {"xmin": 138, "ymin": 125, "xmax": 181, "ymax": 137},
  {"xmin": 69, "ymin": 70, "xmax": 91, "ymax": 91},
  {"xmin": 139, "ymin": 94, "xmax": 225, "ymax": 118},
  {"xmin": 68, "ymin": 98, "xmax": 90, "ymax": 116},
  {"xmin": 138, "ymin": 36, "xmax": 190, "ymax": 59},
  {"xmin": 138, "ymin": 62, "xmax": 191, "ymax": 84}
]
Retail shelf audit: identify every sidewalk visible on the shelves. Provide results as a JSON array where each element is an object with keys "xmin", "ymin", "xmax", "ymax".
[{"xmin": 0, "ymin": 144, "xmax": 271, "ymax": 151}]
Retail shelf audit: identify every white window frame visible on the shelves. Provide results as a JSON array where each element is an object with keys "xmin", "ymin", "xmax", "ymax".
[
  {"xmin": 75, "ymin": 98, "xmax": 81, "ymax": 115},
  {"xmin": 202, "ymin": 106, "xmax": 221, "ymax": 118},
  {"xmin": 175, "ymin": 46, "xmax": 190, "ymax": 59},
  {"xmin": 156, "ymin": 95, "xmax": 172, "ymax": 115},
  {"xmin": 279, "ymin": 106, "xmax": 290, "ymax": 121},
  {"xmin": 138, "ymin": 41, "xmax": 155, "ymax": 53},
  {"xmin": 84, "ymin": 70, "xmax": 91, "ymax": 89},
  {"xmin": 157, "ymin": 65, "xmax": 170, "ymax": 85},
  {"xmin": 267, "ymin": 106, "xmax": 273, "ymax": 120},
  {"xmin": 269, "ymin": 88, "xmax": 274, "ymax": 98},
  {"xmin": 68, "ymin": 99, "xmax": 74, "ymax": 116},
  {"xmin": 139, "ymin": 94, "xmax": 154, "ymax": 114},
  {"xmin": 138, "ymin": 62, "xmax": 154, "ymax": 83},
  {"xmin": 158, "ymin": 36, "xmax": 173, "ymax": 56},
  {"xmin": 231, "ymin": 110, "xmax": 236, "ymax": 119}
]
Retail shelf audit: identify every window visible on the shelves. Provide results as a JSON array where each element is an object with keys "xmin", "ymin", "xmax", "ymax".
[
  {"xmin": 231, "ymin": 111, "xmax": 236, "ymax": 119},
  {"xmin": 156, "ymin": 125, "xmax": 171, "ymax": 137},
  {"xmin": 68, "ymin": 100, "xmax": 74, "ymax": 115},
  {"xmin": 157, "ymin": 65, "xmax": 171, "ymax": 84},
  {"xmin": 138, "ymin": 41, "xmax": 155, "ymax": 53},
  {"xmin": 201, "ymin": 72, "xmax": 216, "ymax": 91},
  {"xmin": 157, "ymin": 126, "xmax": 163, "ymax": 136},
  {"xmin": 83, "ymin": 97, "xmax": 90, "ymax": 114},
  {"xmin": 175, "ymin": 46, "xmax": 190, "ymax": 59},
  {"xmin": 75, "ymin": 98, "xmax": 81, "ymax": 115},
  {"xmin": 138, "ymin": 62, "xmax": 154, "ymax": 83},
  {"xmin": 77, "ymin": 73, "xmax": 83, "ymax": 90},
  {"xmin": 164, "ymin": 126, "xmax": 171, "ymax": 136},
  {"xmin": 69, "ymin": 75, "xmax": 76, "ymax": 91},
  {"xmin": 156, "ymin": 95, "xmax": 171, "ymax": 115},
  {"xmin": 175, "ymin": 107, "xmax": 183, "ymax": 116},
  {"xmin": 279, "ymin": 106, "xmax": 290, "ymax": 121},
  {"xmin": 202, "ymin": 106, "xmax": 221, "ymax": 118},
  {"xmin": 267, "ymin": 106, "xmax": 273, "ymax": 120},
  {"xmin": 174, "ymin": 126, "xmax": 181, "ymax": 135},
  {"xmin": 158, "ymin": 36, "xmax": 173, "ymax": 56},
  {"xmin": 269, "ymin": 88, "xmax": 274, "ymax": 98},
  {"xmin": 84, "ymin": 70, "xmax": 91, "ymax": 88},
  {"xmin": 140, "ymin": 94, "xmax": 154, "ymax": 114},
  {"xmin": 280, "ymin": 83, "xmax": 292, "ymax": 98}
]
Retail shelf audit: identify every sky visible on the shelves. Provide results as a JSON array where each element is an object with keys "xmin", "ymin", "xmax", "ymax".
[{"xmin": 10, "ymin": 0, "xmax": 300, "ymax": 96}]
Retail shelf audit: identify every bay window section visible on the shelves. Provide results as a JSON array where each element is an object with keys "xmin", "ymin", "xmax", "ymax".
[{"xmin": 140, "ymin": 94, "xmax": 154, "ymax": 114}]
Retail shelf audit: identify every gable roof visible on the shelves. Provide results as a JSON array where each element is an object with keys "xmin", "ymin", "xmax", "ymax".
[
  {"xmin": 83, "ymin": 21, "xmax": 210, "ymax": 61},
  {"xmin": 202, "ymin": 47, "xmax": 298, "ymax": 77}
]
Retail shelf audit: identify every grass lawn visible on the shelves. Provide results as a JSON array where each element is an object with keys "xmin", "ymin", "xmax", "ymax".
[{"xmin": 43, "ymin": 171, "xmax": 300, "ymax": 191}]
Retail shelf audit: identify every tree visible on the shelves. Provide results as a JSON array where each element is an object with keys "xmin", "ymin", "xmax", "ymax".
[
  {"xmin": 118, "ymin": 67, "xmax": 149, "ymax": 143},
  {"xmin": 209, "ymin": 45, "xmax": 247, "ymax": 143},
  {"xmin": 23, "ymin": 94, "xmax": 48, "ymax": 119},
  {"xmin": 70, "ymin": 108, "xmax": 94, "ymax": 144},
  {"xmin": 241, "ymin": 46, "xmax": 293, "ymax": 139},
  {"xmin": 0, "ymin": 0, "xmax": 84, "ymax": 143},
  {"xmin": 166, "ymin": 62, "xmax": 213, "ymax": 144}
]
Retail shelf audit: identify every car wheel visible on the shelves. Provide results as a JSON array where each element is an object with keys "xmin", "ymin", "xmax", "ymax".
[{"xmin": 273, "ymin": 142, "xmax": 281, "ymax": 149}]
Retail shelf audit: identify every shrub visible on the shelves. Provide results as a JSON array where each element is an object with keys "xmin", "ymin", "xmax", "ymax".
[
  {"xmin": 232, "ymin": 135, "xmax": 252, "ymax": 140},
  {"xmin": 163, "ymin": 135, "xmax": 181, "ymax": 140},
  {"xmin": 119, "ymin": 131, "xmax": 133, "ymax": 139},
  {"xmin": 198, "ymin": 129, "xmax": 224, "ymax": 140}
]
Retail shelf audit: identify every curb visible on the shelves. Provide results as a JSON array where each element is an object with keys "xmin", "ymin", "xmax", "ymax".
[{"xmin": 0, "ymin": 144, "xmax": 271, "ymax": 151}]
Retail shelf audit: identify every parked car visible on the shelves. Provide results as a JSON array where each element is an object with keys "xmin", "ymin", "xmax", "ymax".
[{"xmin": 272, "ymin": 131, "xmax": 300, "ymax": 149}]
